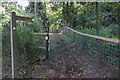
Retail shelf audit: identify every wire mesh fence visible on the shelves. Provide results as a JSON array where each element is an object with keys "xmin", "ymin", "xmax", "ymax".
[
  {"xmin": 64, "ymin": 27, "xmax": 120, "ymax": 65},
  {"xmin": 2, "ymin": 21, "xmax": 47, "ymax": 78},
  {"xmin": 14, "ymin": 28, "xmax": 46, "ymax": 77}
]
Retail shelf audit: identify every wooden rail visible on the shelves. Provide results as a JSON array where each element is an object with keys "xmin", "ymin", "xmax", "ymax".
[
  {"xmin": 65, "ymin": 27, "xmax": 120, "ymax": 43},
  {"xmin": 16, "ymin": 16, "xmax": 33, "ymax": 21},
  {"xmin": 30, "ymin": 32, "xmax": 62, "ymax": 35}
]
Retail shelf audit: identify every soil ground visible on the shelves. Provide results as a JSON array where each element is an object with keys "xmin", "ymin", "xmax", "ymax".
[{"xmin": 26, "ymin": 33, "xmax": 118, "ymax": 78}]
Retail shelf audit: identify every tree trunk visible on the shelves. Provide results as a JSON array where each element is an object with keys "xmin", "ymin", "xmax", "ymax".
[{"xmin": 96, "ymin": 2, "xmax": 99, "ymax": 35}]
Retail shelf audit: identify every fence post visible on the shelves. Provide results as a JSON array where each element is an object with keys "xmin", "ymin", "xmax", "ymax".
[
  {"xmin": 45, "ymin": 27, "xmax": 49, "ymax": 59},
  {"xmin": 82, "ymin": 36, "xmax": 86, "ymax": 50},
  {"xmin": 73, "ymin": 27, "xmax": 75, "ymax": 43},
  {"xmin": 98, "ymin": 40, "xmax": 103, "ymax": 64},
  {"xmin": 64, "ymin": 27, "xmax": 66, "ymax": 35},
  {"xmin": 11, "ymin": 12, "xmax": 18, "ymax": 78}
]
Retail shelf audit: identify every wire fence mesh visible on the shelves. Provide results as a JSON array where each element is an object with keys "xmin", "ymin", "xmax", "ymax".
[
  {"xmin": 64, "ymin": 27, "xmax": 119, "ymax": 65},
  {"xmin": 14, "ymin": 27, "xmax": 47, "ymax": 77}
]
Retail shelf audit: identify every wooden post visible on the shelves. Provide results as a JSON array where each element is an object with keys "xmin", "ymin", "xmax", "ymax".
[
  {"xmin": 11, "ymin": 12, "xmax": 17, "ymax": 78},
  {"xmin": 10, "ymin": 12, "xmax": 33, "ymax": 78},
  {"xmin": 45, "ymin": 27, "xmax": 49, "ymax": 59},
  {"xmin": 63, "ymin": 23, "xmax": 66, "ymax": 35},
  {"xmin": 82, "ymin": 37, "xmax": 86, "ymax": 50},
  {"xmin": 98, "ymin": 40, "xmax": 102, "ymax": 55},
  {"xmin": 98, "ymin": 39, "xmax": 103, "ymax": 65},
  {"xmin": 74, "ymin": 32, "xmax": 75, "ymax": 43}
]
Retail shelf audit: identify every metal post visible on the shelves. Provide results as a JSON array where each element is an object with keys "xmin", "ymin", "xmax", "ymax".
[{"xmin": 11, "ymin": 12, "xmax": 17, "ymax": 78}]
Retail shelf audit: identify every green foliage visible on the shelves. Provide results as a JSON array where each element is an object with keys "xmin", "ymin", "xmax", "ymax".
[
  {"xmin": 79, "ymin": 26, "xmax": 119, "ymax": 39},
  {"xmin": 1, "ymin": 2, "xmax": 119, "ymax": 77},
  {"xmin": 79, "ymin": 28, "xmax": 96, "ymax": 35},
  {"xmin": 107, "ymin": 24, "xmax": 119, "ymax": 35},
  {"xmin": 99, "ymin": 24, "xmax": 119, "ymax": 39},
  {"xmin": 46, "ymin": 3, "xmax": 63, "ymax": 31},
  {"xmin": 99, "ymin": 27, "xmax": 112, "ymax": 38}
]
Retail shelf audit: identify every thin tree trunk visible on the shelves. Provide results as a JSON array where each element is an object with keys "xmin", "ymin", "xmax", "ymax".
[
  {"xmin": 96, "ymin": 2, "xmax": 99, "ymax": 35},
  {"xmin": 34, "ymin": 0, "xmax": 37, "ymax": 17},
  {"xmin": 62, "ymin": 2, "xmax": 66, "ymax": 26}
]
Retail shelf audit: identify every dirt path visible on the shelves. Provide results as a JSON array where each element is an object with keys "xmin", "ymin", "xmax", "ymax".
[{"xmin": 28, "ymin": 34, "xmax": 118, "ymax": 78}]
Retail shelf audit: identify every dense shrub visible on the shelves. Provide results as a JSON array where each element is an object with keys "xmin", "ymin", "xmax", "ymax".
[{"xmin": 79, "ymin": 25, "xmax": 119, "ymax": 39}]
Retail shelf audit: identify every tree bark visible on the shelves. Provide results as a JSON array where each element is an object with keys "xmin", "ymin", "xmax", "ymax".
[{"xmin": 96, "ymin": 2, "xmax": 99, "ymax": 35}]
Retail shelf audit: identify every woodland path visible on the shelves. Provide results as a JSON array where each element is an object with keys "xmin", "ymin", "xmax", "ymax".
[{"xmin": 26, "ymin": 33, "xmax": 118, "ymax": 78}]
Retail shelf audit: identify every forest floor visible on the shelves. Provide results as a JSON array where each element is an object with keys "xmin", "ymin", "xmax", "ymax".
[{"xmin": 25, "ymin": 33, "xmax": 118, "ymax": 78}]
